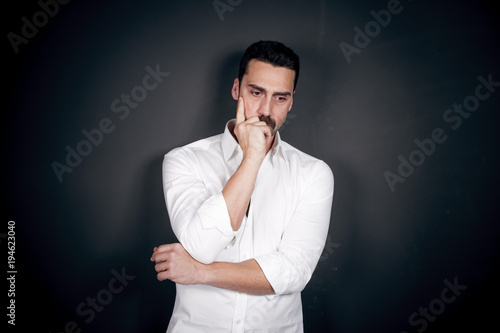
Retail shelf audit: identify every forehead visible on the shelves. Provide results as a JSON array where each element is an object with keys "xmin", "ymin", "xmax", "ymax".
[{"xmin": 243, "ymin": 59, "xmax": 295, "ymax": 92}]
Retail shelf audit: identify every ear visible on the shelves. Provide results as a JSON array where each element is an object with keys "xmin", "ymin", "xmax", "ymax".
[{"xmin": 231, "ymin": 78, "xmax": 239, "ymax": 100}]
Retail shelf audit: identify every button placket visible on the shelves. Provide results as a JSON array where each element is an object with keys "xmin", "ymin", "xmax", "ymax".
[{"xmin": 232, "ymin": 292, "xmax": 248, "ymax": 333}]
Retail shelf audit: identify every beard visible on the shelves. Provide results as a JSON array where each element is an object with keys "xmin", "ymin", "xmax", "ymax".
[{"xmin": 259, "ymin": 115, "xmax": 277, "ymax": 133}]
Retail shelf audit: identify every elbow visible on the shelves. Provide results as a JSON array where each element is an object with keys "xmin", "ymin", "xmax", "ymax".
[
  {"xmin": 290, "ymin": 267, "xmax": 313, "ymax": 294},
  {"xmin": 273, "ymin": 255, "xmax": 314, "ymax": 295},
  {"xmin": 179, "ymin": 236, "xmax": 220, "ymax": 265},
  {"xmin": 189, "ymin": 250, "xmax": 217, "ymax": 265},
  {"xmin": 177, "ymin": 223, "xmax": 235, "ymax": 265}
]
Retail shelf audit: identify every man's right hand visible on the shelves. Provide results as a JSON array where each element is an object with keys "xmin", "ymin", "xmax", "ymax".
[
  {"xmin": 222, "ymin": 97, "xmax": 272, "ymax": 230},
  {"xmin": 233, "ymin": 97, "xmax": 272, "ymax": 162}
]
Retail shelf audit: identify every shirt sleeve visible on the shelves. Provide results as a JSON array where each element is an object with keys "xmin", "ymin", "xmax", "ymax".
[
  {"xmin": 162, "ymin": 148, "xmax": 235, "ymax": 264},
  {"xmin": 254, "ymin": 160, "xmax": 334, "ymax": 296}
]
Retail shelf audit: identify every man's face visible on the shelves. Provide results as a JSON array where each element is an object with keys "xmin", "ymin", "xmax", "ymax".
[{"xmin": 232, "ymin": 59, "xmax": 295, "ymax": 134}]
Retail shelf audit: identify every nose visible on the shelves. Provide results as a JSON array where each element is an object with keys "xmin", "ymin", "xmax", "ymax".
[{"xmin": 257, "ymin": 97, "xmax": 272, "ymax": 116}]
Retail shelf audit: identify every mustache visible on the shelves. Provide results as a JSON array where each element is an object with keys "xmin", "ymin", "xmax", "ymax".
[{"xmin": 259, "ymin": 115, "xmax": 276, "ymax": 130}]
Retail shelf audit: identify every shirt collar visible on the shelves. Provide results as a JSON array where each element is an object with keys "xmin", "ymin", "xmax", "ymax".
[{"xmin": 221, "ymin": 119, "xmax": 284, "ymax": 162}]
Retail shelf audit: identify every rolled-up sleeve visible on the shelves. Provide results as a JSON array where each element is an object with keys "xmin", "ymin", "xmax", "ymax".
[
  {"xmin": 163, "ymin": 148, "xmax": 235, "ymax": 264},
  {"xmin": 255, "ymin": 161, "xmax": 334, "ymax": 296}
]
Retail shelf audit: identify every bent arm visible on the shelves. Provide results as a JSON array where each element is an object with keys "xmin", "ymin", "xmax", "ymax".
[
  {"xmin": 156, "ymin": 160, "xmax": 334, "ymax": 296},
  {"xmin": 163, "ymin": 150, "xmax": 235, "ymax": 264},
  {"xmin": 152, "ymin": 244, "xmax": 274, "ymax": 295},
  {"xmin": 163, "ymin": 98, "xmax": 269, "ymax": 263},
  {"xmin": 163, "ymin": 145, "xmax": 264, "ymax": 264},
  {"xmin": 199, "ymin": 259, "xmax": 274, "ymax": 295},
  {"xmin": 223, "ymin": 97, "xmax": 272, "ymax": 231},
  {"xmin": 255, "ymin": 161, "xmax": 334, "ymax": 295}
]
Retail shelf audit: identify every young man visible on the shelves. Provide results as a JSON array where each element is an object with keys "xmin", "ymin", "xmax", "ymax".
[{"xmin": 151, "ymin": 40, "xmax": 334, "ymax": 332}]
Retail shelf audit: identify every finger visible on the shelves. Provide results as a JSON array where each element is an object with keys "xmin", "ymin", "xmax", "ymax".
[
  {"xmin": 151, "ymin": 248, "xmax": 171, "ymax": 263},
  {"xmin": 235, "ymin": 97, "xmax": 245, "ymax": 125},
  {"xmin": 150, "ymin": 247, "xmax": 159, "ymax": 261},
  {"xmin": 262, "ymin": 125, "xmax": 272, "ymax": 135},
  {"xmin": 262, "ymin": 126, "xmax": 273, "ymax": 142},
  {"xmin": 155, "ymin": 261, "xmax": 169, "ymax": 273},
  {"xmin": 157, "ymin": 271, "xmax": 170, "ymax": 282},
  {"xmin": 154, "ymin": 244, "xmax": 173, "ymax": 256},
  {"xmin": 153, "ymin": 251, "xmax": 171, "ymax": 264},
  {"xmin": 245, "ymin": 116, "xmax": 262, "ymax": 124}
]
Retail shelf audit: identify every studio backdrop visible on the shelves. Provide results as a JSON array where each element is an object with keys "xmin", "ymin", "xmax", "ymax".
[{"xmin": 4, "ymin": 0, "xmax": 499, "ymax": 332}]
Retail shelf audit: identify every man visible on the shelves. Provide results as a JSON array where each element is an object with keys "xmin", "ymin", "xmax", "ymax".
[{"xmin": 151, "ymin": 40, "xmax": 334, "ymax": 332}]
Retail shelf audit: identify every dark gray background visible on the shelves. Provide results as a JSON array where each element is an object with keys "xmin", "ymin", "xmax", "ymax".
[{"xmin": 4, "ymin": 0, "xmax": 499, "ymax": 332}]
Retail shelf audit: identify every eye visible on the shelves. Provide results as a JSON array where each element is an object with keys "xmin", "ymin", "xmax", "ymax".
[
  {"xmin": 251, "ymin": 90, "xmax": 261, "ymax": 96},
  {"xmin": 275, "ymin": 96, "xmax": 287, "ymax": 103}
]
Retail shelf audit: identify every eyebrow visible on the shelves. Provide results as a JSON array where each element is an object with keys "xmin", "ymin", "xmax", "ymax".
[{"xmin": 247, "ymin": 83, "xmax": 292, "ymax": 97}]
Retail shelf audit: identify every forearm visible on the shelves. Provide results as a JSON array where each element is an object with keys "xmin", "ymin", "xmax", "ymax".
[
  {"xmin": 222, "ymin": 156, "xmax": 262, "ymax": 231},
  {"xmin": 223, "ymin": 97, "xmax": 271, "ymax": 231},
  {"xmin": 197, "ymin": 259, "xmax": 275, "ymax": 295}
]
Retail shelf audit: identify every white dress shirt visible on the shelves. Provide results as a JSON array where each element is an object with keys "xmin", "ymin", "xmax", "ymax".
[{"xmin": 162, "ymin": 120, "xmax": 334, "ymax": 333}]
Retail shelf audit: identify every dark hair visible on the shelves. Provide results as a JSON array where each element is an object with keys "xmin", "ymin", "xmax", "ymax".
[{"xmin": 238, "ymin": 40, "xmax": 300, "ymax": 90}]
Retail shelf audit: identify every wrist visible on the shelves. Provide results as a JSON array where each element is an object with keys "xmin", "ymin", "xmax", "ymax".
[
  {"xmin": 195, "ymin": 262, "xmax": 212, "ymax": 286},
  {"xmin": 242, "ymin": 152, "xmax": 265, "ymax": 167}
]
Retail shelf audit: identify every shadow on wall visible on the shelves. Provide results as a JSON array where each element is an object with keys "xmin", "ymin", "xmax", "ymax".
[
  {"xmin": 191, "ymin": 51, "xmax": 243, "ymax": 138},
  {"xmin": 137, "ymin": 153, "xmax": 176, "ymax": 332},
  {"xmin": 289, "ymin": 44, "xmax": 362, "ymax": 332},
  {"xmin": 137, "ymin": 54, "xmax": 243, "ymax": 330}
]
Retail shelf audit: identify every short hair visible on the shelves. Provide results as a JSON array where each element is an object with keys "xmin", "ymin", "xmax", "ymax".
[{"xmin": 238, "ymin": 40, "xmax": 300, "ymax": 90}]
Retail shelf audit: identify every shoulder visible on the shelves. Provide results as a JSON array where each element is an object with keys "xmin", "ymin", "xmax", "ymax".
[
  {"xmin": 280, "ymin": 140, "xmax": 334, "ymax": 192},
  {"xmin": 279, "ymin": 140, "xmax": 334, "ymax": 197},
  {"xmin": 162, "ymin": 134, "xmax": 224, "ymax": 176},
  {"xmin": 165, "ymin": 133, "xmax": 223, "ymax": 160},
  {"xmin": 280, "ymin": 140, "xmax": 333, "ymax": 178}
]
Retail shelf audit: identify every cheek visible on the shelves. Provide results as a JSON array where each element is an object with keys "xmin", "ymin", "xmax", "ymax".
[
  {"xmin": 275, "ymin": 105, "xmax": 290, "ymax": 120},
  {"xmin": 244, "ymin": 100, "xmax": 259, "ymax": 118},
  {"xmin": 272, "ymin": 111, "xmax": 287, "ymax": 129}
]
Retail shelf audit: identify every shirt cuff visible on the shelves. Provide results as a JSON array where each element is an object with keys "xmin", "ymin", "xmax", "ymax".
[{"xmin": 254, "ymin": 253, "xmax": 287, "ymax": 298}]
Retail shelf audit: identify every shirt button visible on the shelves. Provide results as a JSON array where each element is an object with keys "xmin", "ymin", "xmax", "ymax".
[{"xmin": 236, "ymin": 320, "xmax": 241, "ymax": 324}]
